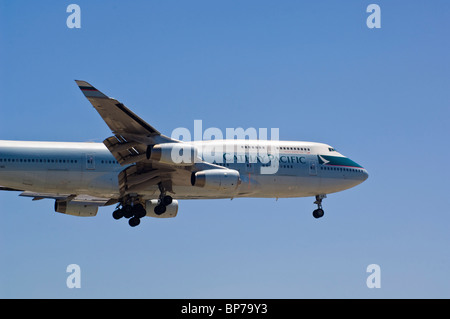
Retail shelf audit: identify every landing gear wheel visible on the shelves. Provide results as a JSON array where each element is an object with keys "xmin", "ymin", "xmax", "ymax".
[
  {"xmin": 162, "ymin": 195, "xmax": 173, "ymax": 206},
  {"xmin": 115, "ymin": 197, "xmax": 147, "ymax": 227},
  {"xmin": 154, "ymin": 204, "xmax": 166, "ymax": 215},
  {"xmin": 112, "ymin": 209, "xmax": 124, "ymax": 220},
  {"xmin": 312, "ymin": 194, "xmax": 327, "ymax": 219},
  {"xmin": 128, "ymin": 216, "xmax": 141, "ymax": 227},
  {"xmin": 133, "ymin": 203, "xmax": 147, "ymax": 218},
  {"xmin": 123, "ymin": 204, "xmax": 134, "ymax": 218},
  {"xmin": 154, "ymin": 182, "xmax": 171, "ymax": 215},
  {"xmin": 313, "ymin": 208, "xmax": 324, "ymax": 219}
]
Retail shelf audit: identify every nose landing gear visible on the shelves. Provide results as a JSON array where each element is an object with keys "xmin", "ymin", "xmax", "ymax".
[{"xmin": 313, "ymin": 194, "xmax": 326, "ymax": 219}]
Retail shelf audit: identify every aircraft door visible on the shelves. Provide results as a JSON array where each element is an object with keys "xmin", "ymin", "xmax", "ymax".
[
  {"xmin": 85, "ymin": 154, "xmax": 95, "ymax": 170},
  {"xmin": 309, "ymin": 157, "xmax": 317, "ymax": 176}
]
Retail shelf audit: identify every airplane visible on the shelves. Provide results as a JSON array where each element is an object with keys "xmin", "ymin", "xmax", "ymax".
[{"xmin": 0, "ymin": 81, "xmax": 369, "ymax": 227}]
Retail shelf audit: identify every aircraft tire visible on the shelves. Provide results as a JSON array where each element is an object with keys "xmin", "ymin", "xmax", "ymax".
[
  {"xmin": 133, "ymin": 203, "xmax": 147, "ymax": 218},
  {"xmin": 123, "ymin": 205, "xmax": 134, "ymax": 218},
  {"xmin": 154, "ymin": 204, "xmax": 166, "ymax": 215},
  {"xmin": 162, "ymin": 195, "xmax": 173, "ymax": 206},
  {"xmin": 129, "ymin": 217, "xmax": 141, "ymax": 227},
  {"xmin": 112, "ymin": 209, "xmax": 124, "ymax": 220},
  {"xmin": 313, "ymin": 209, "xmax": 324, "ymax": 219}
]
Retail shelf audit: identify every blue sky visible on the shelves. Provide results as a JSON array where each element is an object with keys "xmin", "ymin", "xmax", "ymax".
[{"xmin": 1, "ymin": 0, "xmax": 449, "ymax": 298}]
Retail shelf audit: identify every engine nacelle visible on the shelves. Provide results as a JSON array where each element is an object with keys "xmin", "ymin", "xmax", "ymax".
[
  {"xmin": 146, "ymin": 143, "xmax": 198, "ymax": 166},
  {"xmin": 55, "ymin": 200, "xmax": 98, "ymax": 217},
  {"xmin": 191, "ymin": 169, "xmax": 240, "ymax": 191},
  {"xmin": 145, "ymin": 199, "xmax": 179, "ymax": 218}
]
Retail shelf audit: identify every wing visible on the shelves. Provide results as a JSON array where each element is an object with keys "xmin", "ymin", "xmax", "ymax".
[
  {"xmin": 0, "ymin": 187, "xmax": 116, "ymax": 217},
  {"xmin": 75, "ymin": 80, "xmax": 177, "ymax": 166},
  {"xmin": 18, "ymin": 191, "xmax": 114, "ymax": 205},
  {"xmin": 75, "ymin": 80, "xmax": 160, "ymax": 137},
  {"xmin": 0, "ymin": 186, "xmax": 22, "ymax": 192},
  {"xmin": 75, "ymin": 80, "xmax": 222, "ymax": 197}
]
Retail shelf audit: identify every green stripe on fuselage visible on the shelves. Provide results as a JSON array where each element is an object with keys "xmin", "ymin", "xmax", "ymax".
[{"xmin": 318, "ymin": 155, "xmax": 363, "ymax": 168}]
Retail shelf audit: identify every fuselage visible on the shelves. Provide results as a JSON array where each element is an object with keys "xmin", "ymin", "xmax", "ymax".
[{"xmin": 0, "ymin": 140, "xmax": 368, "ymax": 200}]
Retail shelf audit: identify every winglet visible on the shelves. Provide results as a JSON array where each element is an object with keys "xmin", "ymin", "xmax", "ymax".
[{"xmin": 75, "ymin": 80, "xmax": 109, "ymax": 99}]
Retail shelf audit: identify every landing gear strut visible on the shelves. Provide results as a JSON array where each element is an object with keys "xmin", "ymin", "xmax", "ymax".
[
  {"xmin": 112, "ymin": 196, "xmax": 147, "ymax": 227},
  {"xmin": 313, "ymin": 194, "xmax": 326, "ymax": 219},
  {"xmin": 154, "ymin": 183, "xmax": 172, "ymax": 215}
]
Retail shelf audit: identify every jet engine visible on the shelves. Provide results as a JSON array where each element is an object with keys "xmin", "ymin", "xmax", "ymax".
[
  {"xmin": 146, "ymin": 143, "xmax": 199, "ymax": 165},
  {"xmin": 54, "ymin": 200, "xmax": 98, "ymax": 217},
  {"xmin": 191, "ymin": 169, "xmax": 240, "ymax": 191}
]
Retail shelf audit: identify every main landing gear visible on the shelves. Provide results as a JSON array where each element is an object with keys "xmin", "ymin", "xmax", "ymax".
[
  {"xmin": 154, "ymin": 183, "xmax": 172, "ymax": 215},
  {"xmin": 112, "ymin": 184, "xmax": 173, "ymax": 227},
  {"xmin": 112, "ymin": 196, "xmax": 147, "ymax": 227},
  {"xmin": 313, "ymin": 194, "xmax": 326, "ymax": 219}
]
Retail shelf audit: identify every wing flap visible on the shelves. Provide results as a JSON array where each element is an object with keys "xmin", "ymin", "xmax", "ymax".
[
  {"xmin": 103, "ymin": 135, "xmax": 148, "ymax": 165},
  {"xmin": 19, "ymin": 191, "xmax": 112, "ymax": 205}
]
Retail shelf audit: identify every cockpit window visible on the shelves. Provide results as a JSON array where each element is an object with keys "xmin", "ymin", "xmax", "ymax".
[{"xmin": 328, "ymin": 148, "xmax": 336, "ymax": 152}]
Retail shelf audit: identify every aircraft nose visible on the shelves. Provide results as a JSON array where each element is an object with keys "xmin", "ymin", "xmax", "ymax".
[
  {"xmin": 362, "ymin": 168, "xmax": 369, "ymax": 181},
  {"xmin": 345, "ymin": 157, "xmax": 368, "ymax": 182},
  {"xmin": 342, "ymin": 156, "xmax": 368, "ymax": 182}
]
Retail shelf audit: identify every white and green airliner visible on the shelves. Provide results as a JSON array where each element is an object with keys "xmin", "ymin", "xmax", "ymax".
[{"xmin": 0, "ymin": 81, "xmax": 368, "ymax": 227}]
